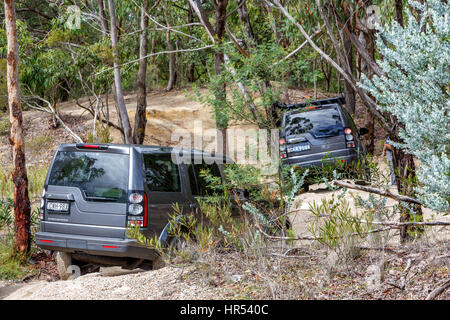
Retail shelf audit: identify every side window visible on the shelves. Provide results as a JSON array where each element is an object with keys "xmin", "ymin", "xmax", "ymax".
[
  {"xmin": 142, "ymin": 153, "xmax": 181, "ymax": 192},
  {"xmin": 188, "ymin": 161, "xmax": 222, "ymax": 196}
]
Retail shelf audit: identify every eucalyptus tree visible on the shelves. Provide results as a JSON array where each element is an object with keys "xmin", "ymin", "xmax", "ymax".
[
  {"xmin": 4, "ymin": 0, "xmax": 31, "ymax": 254},
  {"xmin": 133, "ymin": 0, "xmax": 150, "ymax": 144},
  {"xmin": 360, "ymin": 0, "xmax": 450, "ymax": 232},
  {"xmin": 108, "ymin": 0, "xmax": 133, "ymax": 144}
]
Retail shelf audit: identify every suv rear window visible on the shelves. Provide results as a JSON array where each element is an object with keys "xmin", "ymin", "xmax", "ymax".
[
  {"xmin": 143, "ymin": 153, "xmax": 181, "ymax": 192},
  {"xmin": 284, "ymin": 106, "xmax": 344, "ymax": 138},
  {"xmin": 48, "ymin": 151, "xmax": 129, "ymax": 202}
]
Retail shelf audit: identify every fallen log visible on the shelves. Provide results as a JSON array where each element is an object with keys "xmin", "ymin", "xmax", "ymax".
[{"xmin": 332, "ymin": 180, "xmax": 422, "ymax": 205}]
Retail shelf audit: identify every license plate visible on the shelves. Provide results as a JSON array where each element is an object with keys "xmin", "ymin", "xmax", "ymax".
[
  {"xmin": 47, "ymin": 202, "xmax": 69, "ymax": 213},
  {"xmin": 288, "ymin": 143, "xmax": 311, "ymax": 153}
]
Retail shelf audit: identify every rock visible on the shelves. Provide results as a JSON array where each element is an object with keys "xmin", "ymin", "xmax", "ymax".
[{"xmin": 229, "ymin": 274, "xmax": 244, "ymax": 283}]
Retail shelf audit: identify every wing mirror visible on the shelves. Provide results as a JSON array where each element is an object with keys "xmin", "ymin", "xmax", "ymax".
[{"xmin": 359, "ymin": 127, "xmax": 369, "ymax": 136}]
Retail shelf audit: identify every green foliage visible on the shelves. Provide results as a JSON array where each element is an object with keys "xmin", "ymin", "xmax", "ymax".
[
  {"xmin": 25, "ymin": 134, "xmax": 52, "ymax": 155},
  {"xmin": 0, "ymin": 59, "xmax": 7, "ymax": 112},
  {"xmin": 0, "ymin": 198, "xmax": 13, "ymax": 227},
  {"xmin": 87, "ymin": 123, "xmax": 113, "ymax": 144},
  {"xmin": 0, "ymin": 164, "xmax": 48, "ymax": 201},
  {"xmin": 0, "ymin": 232, "xmax": 31, "ymax": 280},
  {"xmin": 127, "ymin": 163, "xmax": 303, "ymax": 264},
  {"xmin": 0, "ymin": 115, "xmax": 9, "ymax": 136},
  {"xmin": 309, "ymin": 196, "xmax": 369, "ymax": 251},
  {"xmin": 359, "ymin": 0, "xmax": 450, "ymax": 211}
]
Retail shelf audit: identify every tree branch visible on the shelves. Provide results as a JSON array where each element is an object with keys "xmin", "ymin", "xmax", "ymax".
[
  {"xmin": 426, "ymin": 278, "xmax": 450, "ymax": 300},
  {"xmin": 332, "ymin": 180, "xmax": 423, "ymax": 205}
]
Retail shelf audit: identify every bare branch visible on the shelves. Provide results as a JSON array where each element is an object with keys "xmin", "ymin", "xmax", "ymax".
[
  {"xmin": 426, "ymin": 278, "xmax": 450, "ymax": 300},
  {"xmin": 95, "ymin": 45, "xmax": 215, "ymax": 76},
  {"xmin": 332, "ymin": 180, "xmax": 423, "ymax": 205},
  {"xmin": 23, "ymin": 95, "xmax": 83, "ymax": 143},
  {"xmin": 273, "ymin": 25, "xmax": 324, "ymax": 66}
]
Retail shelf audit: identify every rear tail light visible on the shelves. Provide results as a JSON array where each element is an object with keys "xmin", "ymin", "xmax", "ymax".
[
  {"xmin": 127, "ymin": 191, "xmax": 147, "ymax": 227},
  {"xmin": 40, "ymin": 239, "xmax": 53, "ymax": 243},
  {"xmin": 129, "ymin": 193, "xmax": 144, "ymax": 203},
  {"xmin": 280, "ymin": 138, "xmax": 286, "ymax": 145},
  {"xmin": 345, "ymin": 128, "xmax": 354, "ymax": 148},
  {"xmin": 280, "ymin": 152, "xmax": 287, "ymax": 159},
  {"xmin": 128, "ymin": 204, "xmax": 143, "ymax": 215}
]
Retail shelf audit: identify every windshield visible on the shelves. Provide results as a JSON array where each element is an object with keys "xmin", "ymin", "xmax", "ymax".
[
  {"xmin": 48, "ymin": 151, "xmax": 129, "ymax": 203},
  {"xmin": 284, "ymin": 107, "xmax": 344, "ymax": 138}
]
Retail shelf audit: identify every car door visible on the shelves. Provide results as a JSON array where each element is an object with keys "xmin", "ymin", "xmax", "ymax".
[{"xmin": 141, "ymin": 152, "xmax": 190, "ymax": 238}]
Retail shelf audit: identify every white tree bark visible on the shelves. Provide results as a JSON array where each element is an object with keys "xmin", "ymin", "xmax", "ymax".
[{"xmin": 108, "ymin": 0, "xmax": 133, "ymax": 144}]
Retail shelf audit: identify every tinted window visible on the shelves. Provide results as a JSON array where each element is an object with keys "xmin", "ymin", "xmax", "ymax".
[
  {"xmin": 284, "ymin": 106, "xmax": 344, "ymax": 138},
  {"xmin": 48, "ymin": 151, "xmax": 129, "ymax": 202},
  {"xmin": 188, "ymin": 161, "xmax": 222, "ymax": 196},
  {"xmin": 143, "ymin": 153, "xmax": 181, "ymax": 192}
]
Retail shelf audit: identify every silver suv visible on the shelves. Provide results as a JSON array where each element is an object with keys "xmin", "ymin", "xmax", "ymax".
[{"xmin": 36, "ymin": 144, "xmax": 232, "ymax": 278}]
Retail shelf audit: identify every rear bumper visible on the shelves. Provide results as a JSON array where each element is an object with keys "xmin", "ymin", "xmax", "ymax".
[
  {"xmin": 281, "ymin": 148, "xmax": 358, "ymax": 168},
  {"xmin": 35, "ymin": 231, "xmax": 158, "ymax": 261}
]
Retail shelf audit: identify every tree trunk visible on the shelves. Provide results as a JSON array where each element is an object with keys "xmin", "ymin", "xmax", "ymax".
[
  {"xmin": 108, "ymin": 0, "xmax": 132, "ymax": 144},
  {"xmin": 97, "ymin": 0, "xmax": 108, "ymax": 38},
  {"xmin": 395, "ymin": 0, "xmax": 404, "ymax": 27},
  {"xmin": 4, "ymin": 0, "xmax": 31, "ymax": 255},
  {"xmin": 237, "ymin": 0, "xmax": 255, "ymax": 46},
  {"xmin": 363, "ymin": 18, "xmax": 376, "ymax": 154},
  {"xmin": 394, "ymin": 143, "xmax": 424, "ymax": 242},
  {"xmin": 214, "ymin": 0, "xmax": 229, "ymax": 156},
  {"xmin": 187, "ymin": 4, "xmax": 195, "ymax": 82},
  {"xmin": 342, "ymin": 5, "xmax": 356, "ymax": 115},
  {"xmin": 133, "ymin": 1, "xmax": 149, "ymax": 145},
  {"xmin": 164, "ymin": 4, "xmax": 176, "ymax": 91}
]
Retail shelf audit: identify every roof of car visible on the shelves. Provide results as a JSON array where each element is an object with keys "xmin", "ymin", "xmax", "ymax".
[
  {"xmin": 283, "ymin": 103, "xmax": 341, "ymax": 118},
  {"xmin": 57, "ymin": 143, "xmax": 233, "ymax": 163}
]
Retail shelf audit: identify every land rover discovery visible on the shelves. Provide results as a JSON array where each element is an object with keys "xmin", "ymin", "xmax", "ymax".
[{"xmin": 35, "ymin": 143, "xmax": 233, "ymax": 279}]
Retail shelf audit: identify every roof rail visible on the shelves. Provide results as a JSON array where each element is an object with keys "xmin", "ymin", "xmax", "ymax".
[{"xmin": 273, "ymin": 95, "xmax": 345, "ymax": 110}]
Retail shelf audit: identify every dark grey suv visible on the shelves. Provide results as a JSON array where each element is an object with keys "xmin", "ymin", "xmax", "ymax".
[
  {"xmin": 277, "ymin": 96, "xmax": 368, "ymax": 168},
  {"xmin": 35, "ymin": 143, "xmax": 232, "ymax": 278}
]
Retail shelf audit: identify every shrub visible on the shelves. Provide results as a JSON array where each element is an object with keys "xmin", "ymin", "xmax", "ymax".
[{"xmin": 359, "ymin": 0, "xmax": 450, "ymax": 211}]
